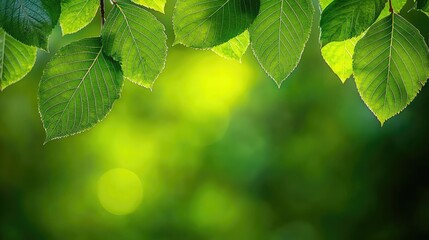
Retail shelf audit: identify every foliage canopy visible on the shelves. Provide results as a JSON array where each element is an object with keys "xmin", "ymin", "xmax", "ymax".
[{"xmin": 0, "ymin": 0, "xmax": 428, "ymax": 142}]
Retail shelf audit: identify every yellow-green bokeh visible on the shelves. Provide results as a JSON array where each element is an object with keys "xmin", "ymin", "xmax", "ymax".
[{"xmin": 98, "ymin": 169, "xmax": 143, "ymax": 215}]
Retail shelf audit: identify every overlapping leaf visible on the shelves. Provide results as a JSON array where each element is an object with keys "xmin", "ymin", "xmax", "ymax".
[
  {"xmin": 212, "ymin": 31, "xmax": 250, "ymax": 62},
  {"xmin": 102, "ymin": 1, "xmax": 167, "ymax": 89},
  {"xmin": 39, "ymin": 37, "xmax": 123, "ymax": 142},
  {"xmin": 321, "ymin": 36, "xmax": 361, "ymax": 82},
  {"xmin": 319, "ymin": 0, "xmax": 333, "ymax": 10},
  {"xmin": 60, "ymin": 0, "xmax": 99, "ymax": 35},
  {"xmin": 250, "ymin": 0, "xmax": 314, "ymax": 86},
  {"xmin": 353, "ymin": 13, "xmax": 429, "ymax": 124},
  {"xmin": 320, "ymin": 0, "xmax": 387, "ymax": 47},
  {"xmin": 0, "ymin": 29, "xmax": 37, "ymax": 90},
  {"xmin": 320, "ymin": 0, "xmax": 407, "ymax": 82},
  {"xmin": 378, "ymin": 0, "xmax": 407, "ymax": 18},
  {"xmin": 0, "ymin": 0, "xmax": 61, "ymax": 50},
  {"xmin": 132, "ymin": 0, "xmax": 166, "ymax": 13},
  {"xmin": 173, "ymin": 0, "xmax": 260, "ymax": 48},
  {"xmin": 320, "ymin": 0, "xmax": 356, "ymax": 82}
]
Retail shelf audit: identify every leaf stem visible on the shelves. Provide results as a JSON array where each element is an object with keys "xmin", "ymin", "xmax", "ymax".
[
  {"xmin": 389, "ymin": 0, "xmax": 393, "ymax": 13},
  {"xmin": 100, "ymin": 0, "xmax": 105, "ymax": 25}
]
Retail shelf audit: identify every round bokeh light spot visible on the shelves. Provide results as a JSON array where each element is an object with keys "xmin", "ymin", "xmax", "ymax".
[{"xmin": 97, "ymin": 168, "xmax": 143, "ymax": 215}]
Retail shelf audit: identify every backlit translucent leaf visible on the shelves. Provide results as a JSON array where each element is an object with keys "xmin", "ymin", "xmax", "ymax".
[
  {"xmin": 353, "ymin": 13, "xmax": 429, "ymax": 124},
  {"xmin": 132, "ymin": 0, "xmax": 166, "ymax": 13},
  {"xmin": 173, "ymin": 0, "xmax": 260, "ymax": 48},
  {"xmin": 320, "ymin": 0, "xmax": 386, "ymax": 47},
  {"xmin": 320, "ymin": 0, "xmax": 407, "ymax": 82},
  {"xmin": 0, "ymin": 0, "xmax": 61, "ymax": 50},
  {"xmin": 319, "ymin": 0, "xmax": 333, "ymax": 10},
  {"xmin": 378, "ymin": 0, "xmax": 407, "ymax": 18},
  {"xmin": 0, "ymin": 29, "xmax": 37, "ymax": 90},
  {"xmin": 102, "ymin": 1, "xmax": 167, "ymax": 89},
  {"xmin": 39, "ymin": 37, "xmax": 123, "ymax": 142},
  {"xmin": 319, "ymin": 0, "xmax": 356, "ymax": 82},
  {"xmin": 60, "ymin": 0, "xmax": 99, "ymax": 35},
  {"xmin": 321, "ymin": 35, "xmax": 361, "ymax": 83},
  {"xmin": 212, "ymin": 31, "xmax": 250, "ymax": 62},
  {"xmin": 250, "ymin": 0, "xmax": 314, "ymax": 86}
]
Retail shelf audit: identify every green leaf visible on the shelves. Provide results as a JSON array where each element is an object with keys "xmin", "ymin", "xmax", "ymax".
[
  {"xmin": 319, "ymin": 0, "xmax": 333, "ymax": 10},
  {"xmin": 0, "ymin": 0, "xmax": 61, "ymax": 50},
  {"xmin": 102, "ymin": 1, "xmax": 167, "ymax": 89},
  {"xmin": 250, "ymin": 0, "xmax": 314, "ymax": 87},
  {"xmin": 320, "ymin": 0, "xmax": 407, "ymax": 82},
  {"xmin": 320, "ymin": 0, "xmax": 387, "ymax": 47},
  {"xmin": 378, "ymin": 0, "xmax": 407, "ymax": 19},
  {"xmin": 132, "ymin": 0, "xmax": 166, "ymax": 13},
  {"xmin": 353, "ymin": 13, "xmax": 429, "ymax": 124},
  {"xmin": 60, "ymin": 0, "xmax": 99, "ymax": 35},
  {"xmin": 321, "ymin": 35, "xmax": 361, "ymax": 83},
  {"xmin": 173, "ymin": 0, "xmax": 260, "ymax": 48},
  {"xmin": 39, "ymin": 37, "xmax": 123, "ymax": 142},
  {"xmin": 212, "ymin": 30, "xmax": 250, "ymax": 62},
  {"xmin": 0, "ymin": 29, "xmax": 37, "ymax": 91},
  {"xmin": 319, "ymin": 0, "xmax": 356, "ymax": 82}
]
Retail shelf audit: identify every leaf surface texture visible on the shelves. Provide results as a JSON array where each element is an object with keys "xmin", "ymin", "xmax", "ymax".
[
  {"xmin": 353, "ymin": 14, "xmax": 429, "ymax": 123},
  {"xmin": 0, "ymin": 0, "xmax": 60, "ymax": 50},
  {"xmin": 132, "ymin": 0, "xmax": 166, "ymax": 13},
  {"xmin": 0, "ymin": 29, "xmax": 37, "ymax": 90},
  {"xmin": 60, "ymin": 0, "xmax": 99, "ymax": 35},
  {"xmin": 320, "ymin": 0, "xmax": 386, "ymax": 46},
  {"xmin": 173, "ymin": 0, "xmax": 260, "ymax": 48},
  {"xmin": 212, "ymin": 30, "xmax": 250, "ymax": 62},
  {"xmin": 102, "ymin": 1, "xmax": 167, "ymax": 88},
  {"xmin": 250, "ymin": 0, "xmax": 314, "ymax": 86},
  {"xmin": 39, "ymin": 37, "xmax": 123, "ymax": 142}
]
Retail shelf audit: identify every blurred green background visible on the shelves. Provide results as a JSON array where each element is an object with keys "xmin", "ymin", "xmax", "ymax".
[{"xmin": 1, "ymin": 1, "xmax": 429, "ymax": 239}]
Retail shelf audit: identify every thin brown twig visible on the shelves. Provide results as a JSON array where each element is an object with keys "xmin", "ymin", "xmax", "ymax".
[
  {"xmin": 389, "ymin": 0, "xmax": 394, "ymax": 13},
  {"xmin": 100, "ymin": 0, "xmax": 105, "ymax": 25}
]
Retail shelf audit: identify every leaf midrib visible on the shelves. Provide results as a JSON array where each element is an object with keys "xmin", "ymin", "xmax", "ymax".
[
  {"xmin": 66, "ymin": 0, "xmax": 92, "ymax": 28},
  {"xmin": 383, "ymin": 13, "xmax": 395, "ymax": 112},
  {"xmin": 49, "ymin": 47, "xmax": 103, "ymax": 136},
  {"xmin": 0, "ymin": 31, "xmax": 5, "ymax": 84},
  {"xmin": 277, "ymin": 0, "xmax": 284, "ymax": 78},
  {"xmin": 115, "ymin": 3, "xmax": 146, "ymax": 79}
]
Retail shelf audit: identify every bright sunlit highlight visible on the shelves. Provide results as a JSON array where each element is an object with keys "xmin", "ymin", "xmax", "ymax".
[{"xmin": 97, "ymin": 168, "xmax": 143, "ymax": 215}]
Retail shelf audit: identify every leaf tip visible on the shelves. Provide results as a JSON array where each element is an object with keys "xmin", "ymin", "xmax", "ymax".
[
  {"xmin": 125, "ymin": 76, "xmax": 155, "ymax": 90},
  {"xmin": 0, "ymin": 84, "xmax": 13, "ymax": 91},
  {"xmin": 147, "ymin": 83, "xmax": 155, "ymax": 91},
  {"xmin": 377, "ymin": 116, "xmax": 386, "ymax": 127},
  {"xmin": 43, "ymin": 136, "xmax": 53, "ymax": 145}
]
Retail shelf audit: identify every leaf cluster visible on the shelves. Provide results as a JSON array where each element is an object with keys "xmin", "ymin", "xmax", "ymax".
[{"xmin": 0, "ymin": 0, "xmax": 428, "ymax": 142}]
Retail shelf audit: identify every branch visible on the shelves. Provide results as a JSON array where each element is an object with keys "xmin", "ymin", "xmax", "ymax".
[
  {"xmin": 389, "ymin": 0, "xmax": 393, "ymax": 13},
  {"xmin": 100, "ymin": 0, "xmax": 105, "ymax": 25}
]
